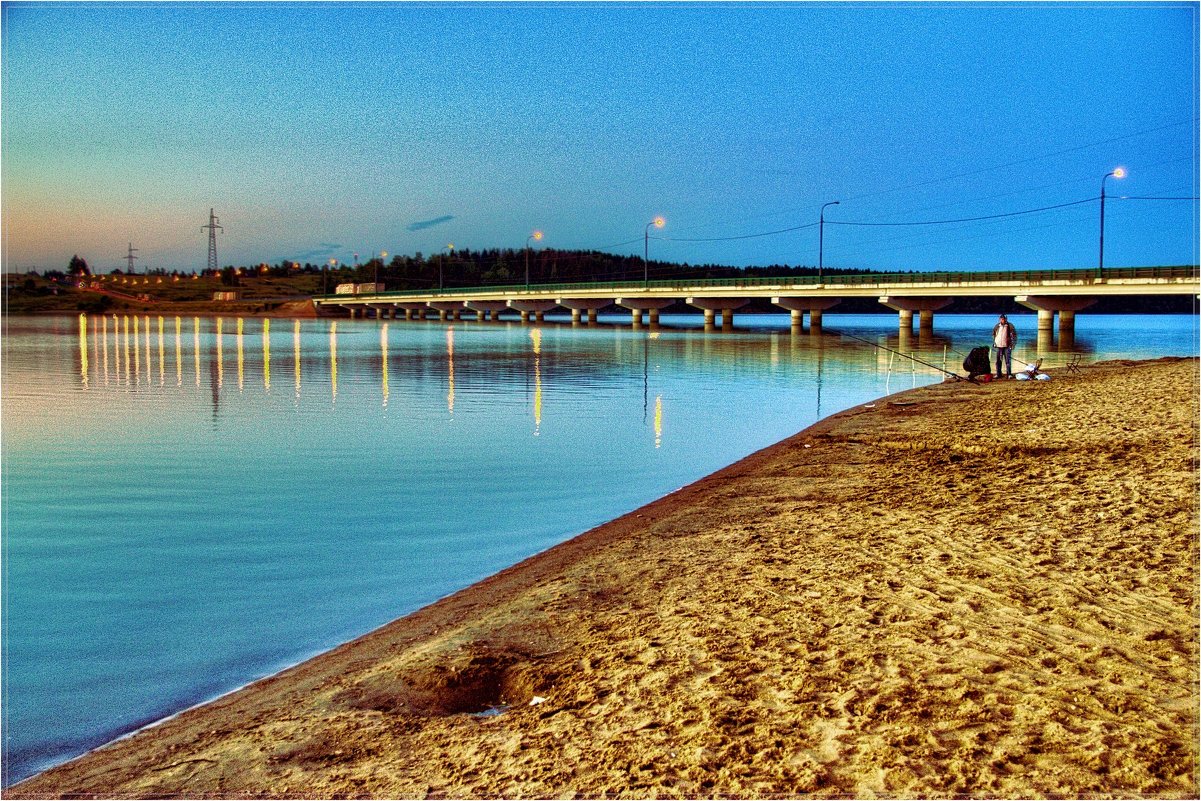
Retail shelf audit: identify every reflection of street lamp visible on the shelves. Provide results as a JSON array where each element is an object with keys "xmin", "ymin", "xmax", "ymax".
[
  {"xmin": 644, "ymin": 216, "xmax": 665, "ymax": 287},
  {"xmin": 525, "ymin": 230, "xmax": 543, "ymax": 289},
  {"xmin": 1099, "ymin": 167, "xmax": 1126, "ymax": 273},
  {"xmin": 819, "ymin": 201, "xmax": 839, "ymax": 281},
  {"xmin": 441, "ymin": 244, "xmax": 454, "ymax": 290}
]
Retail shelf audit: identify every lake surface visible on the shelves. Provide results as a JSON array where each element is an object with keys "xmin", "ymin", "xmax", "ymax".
[{"xmin": 2, "ymin": 311, "xmax": 1196, "ymax": 785}]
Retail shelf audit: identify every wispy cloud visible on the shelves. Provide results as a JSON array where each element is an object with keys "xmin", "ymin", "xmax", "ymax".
[
  {"xmin": 407, "ymin": 215, "xmax": 455, "ymax": 232},
  {"xmin": 290, "ymin": 243, "xmax": 343, "ymax": 261}
]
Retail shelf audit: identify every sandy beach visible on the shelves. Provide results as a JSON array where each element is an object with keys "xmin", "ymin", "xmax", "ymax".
[{"xmin": 9, "ymin": 357, "xmax": 1198, "ymax": 799}]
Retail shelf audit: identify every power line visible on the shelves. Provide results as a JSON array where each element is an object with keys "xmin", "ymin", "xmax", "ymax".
[
  {"xmin": 839, "ymin": 118, "xmax": 1197, "ymax": 204},
  {"xmin": 657, "ymin": 221, "xmax": 818, "ymax": 243},
  {"xmin": 829, "ymin": 196, "xmax": 1098, "ymax": 227}
]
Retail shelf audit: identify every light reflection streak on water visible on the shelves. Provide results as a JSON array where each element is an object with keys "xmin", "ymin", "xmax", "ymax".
[
  {"xmin": 237, "ymin": 318, "xmax": 245, "ymax": 393},
  {"xmin": 175, "ymin": 317, "xmax": 183, "ymax": 387},
  {"xmin": 132, "ymin": 316, "xmax": 140, "ymax": 383},
  {"xmin": 531, "ymin": 327, "xmax": 542, "ymax": 435},
  {"xmin": 215, "ymin": 318, "xmax": 224, "ymax": 388},
  {"xmin": 294, "ymin": 320, "xmax": 302, "ymax": 401},
  {"xmin": 446, "ymin": 326, "xmax": 455, "ymax": 414},
  {"xmin": 380, "ymin": 323, "xmax": 388, "ymax": 409},
  {"xmin": 158, "ymin": 317, "xmax": 165, "ymax": 387},
  {"xmin": 329, "ymin": 321, "xmax": 337, "ymax": 402},
  {"xmin": 262, "ymin": 319, "xmax": 271, "ymax": 393},
  {"xmin": 78, "ymin": 315, "xmax": 88, "ymax": 389},
  {"xmin": 143, "ymin": 316, "xmax": 151, "ymax": 386},
  {"xmin": 654, "ymin": 394, "xmax": 663, "ymax": 448},
  {"xmin": 193, "ymin": 318, "xmax": 201, "ymax": 387},
  {"xmin": 102, "ymin": 315, "xmax": 110, "ymax": 385}
]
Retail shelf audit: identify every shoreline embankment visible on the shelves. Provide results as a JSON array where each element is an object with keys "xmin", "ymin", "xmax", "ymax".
[{"xmin": 9, "ymin": 357, "xmax": 1199, "ymax": 799}]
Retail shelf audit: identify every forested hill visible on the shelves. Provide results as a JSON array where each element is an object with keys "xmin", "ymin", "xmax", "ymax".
[{"xmin": 325, "ymin": 247, "xmax": 854, "ymax": 290}]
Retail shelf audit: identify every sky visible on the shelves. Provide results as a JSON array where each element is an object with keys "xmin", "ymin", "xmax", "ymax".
[{"xmin": 2, "ymin": 1, "xmax": 1198, "ymax": 274}]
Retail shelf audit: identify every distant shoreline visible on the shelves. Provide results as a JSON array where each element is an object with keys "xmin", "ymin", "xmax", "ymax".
[{"xmin": 10, "ymin": 356, "xmax": 1198, "ymax": 798}]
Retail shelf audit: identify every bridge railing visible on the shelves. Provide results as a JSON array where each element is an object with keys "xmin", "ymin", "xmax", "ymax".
[{"xmin": 314, "ymin": 265, "xmax": 1197, "ymax": 301}]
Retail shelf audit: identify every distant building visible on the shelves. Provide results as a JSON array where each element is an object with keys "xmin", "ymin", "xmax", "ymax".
[
  {"xmin": 213, "ymin": 290, "xmax": 242, "ymax": 301},
  {"xmin": 334, "ymin": 282, "xmax": 384, "ymax": 295}
]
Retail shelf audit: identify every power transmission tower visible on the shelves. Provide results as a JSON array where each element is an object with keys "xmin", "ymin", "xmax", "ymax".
[
  {"xmin": 202, "ymin": 209, "xmax": 223, "ymax": 272},
  {"xmin": 124, "ymin": 243, "xmax": 139, "ymax": 274}
]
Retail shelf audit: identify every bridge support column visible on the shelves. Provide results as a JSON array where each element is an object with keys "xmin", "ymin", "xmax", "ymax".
[
  {"xmin": 1016, "ymin": 295, "xmax": 1097, "ymax": 339},
  {"xmin": 616, "ymin": 297, "xmax": 674, "ymax": 330},
  {"xmin": 772, "ymin": 297, "xmax": 841, "ymax": 331},
  {"xmin": 686, "ymin": 297, "xmax": 750, "ymax": 331},
  {"xmin": 466, "ymin": 301, "xmax": 509, "ymax": 323},
  {"xmin": 429, "ymin": 301, "xmax": 465, "ymax": 322},
  {"xmin": 649, "ymin": 309, "xmax": 660, "ymax": 326},
  {"xmin": 509, "ymin": 299, "xmax": 557, "ymax": 323},
  {"xmin": 879, "ymin": 296, "xmax": 953, "ymax": 333},
  {"xmin": 559, "ymin": 298, "xmax": 614, "ymax": 327}
]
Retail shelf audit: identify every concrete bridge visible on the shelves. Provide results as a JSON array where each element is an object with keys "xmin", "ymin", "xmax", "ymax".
[{"xmin": 314, "ymin": 266, "xmax": 1197, "ymax": 335}]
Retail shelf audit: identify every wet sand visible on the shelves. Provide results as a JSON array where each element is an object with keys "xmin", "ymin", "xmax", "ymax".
[{"xmin": 10, "ymin": 357, "xmax": 1198, "ymax": 799}]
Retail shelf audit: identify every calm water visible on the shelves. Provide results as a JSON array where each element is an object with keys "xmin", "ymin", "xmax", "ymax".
[{"xmin": 2, "ymin": 311, "xmax": 1196, "ymax": 784}]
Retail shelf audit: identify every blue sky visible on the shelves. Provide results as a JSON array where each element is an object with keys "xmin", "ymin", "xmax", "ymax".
[{"xmin": 2, "ymin": 1, "xmax": 1197, "ymax": 274}]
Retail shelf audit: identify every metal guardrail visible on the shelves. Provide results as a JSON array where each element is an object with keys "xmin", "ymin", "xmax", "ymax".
[{"xmin": 313, "ymin": 265, "xmax": 1198, "ymax": 302}]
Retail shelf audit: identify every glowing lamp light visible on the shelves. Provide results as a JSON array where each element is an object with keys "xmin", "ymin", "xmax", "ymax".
[
  {"xmin": 532, "ymin": 230, "xmax": 543, "ymax": 241},
  {"xmin": 1112, "ymin": 167, "xmax": 1127, "ymax": 179},
  {"xmin": 653, "ymin": 216, "xmax": 666, "ymax": 228}
]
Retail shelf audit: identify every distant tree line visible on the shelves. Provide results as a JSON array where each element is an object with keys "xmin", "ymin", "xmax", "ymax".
[{"xmin": 13, "ymin": 252, "xmax": 1196, "ymax": 314}]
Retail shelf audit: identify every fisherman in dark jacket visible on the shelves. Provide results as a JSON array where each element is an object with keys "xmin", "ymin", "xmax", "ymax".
[{"xmin": 992, "ymin": 314, "xmax": 1018, "ymax": 378}]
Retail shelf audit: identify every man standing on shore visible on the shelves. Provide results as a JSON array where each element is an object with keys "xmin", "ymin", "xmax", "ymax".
[{"xmin": 993, "ymin": 313, "xmax": 1017, "ymax": 379}]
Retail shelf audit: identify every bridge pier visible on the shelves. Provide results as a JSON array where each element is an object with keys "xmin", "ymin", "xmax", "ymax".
[
  {"xmin": 509, "ymin": 299, "xmax": 558, "ymax": 323},
  {"xmin": 429, "ymin": 301, "xmax": 465, "ymax": 322},
  {"xmin": 772, "ymin": 297, "xmax": 841, "ymax": 331},
  {"xmin": 687, "ymin": 297, "xmax": 750, "ymax": 330},
  {"xmin": 559, "ymin": 298, "xmax": 614, "ymax": 327},
  {"xmin": 616, "ymin": 297, "xmax": 674, "ymax": 329},
  {"xmin": 466, "ymin": 300, "xmax": 509, "ymax": 322},
  {"xmin": 879, "ymin": 296, "xmax": 953, "ymax": 332},
  {"xmin": 1016, "ymin": 295, "xmax": 1097, "ymax": 338}
]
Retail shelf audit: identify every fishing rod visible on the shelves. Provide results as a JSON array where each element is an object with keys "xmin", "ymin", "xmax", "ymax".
[{"xmin": 825, "ymin": 327, "xmax": 977, "ymax": 384}]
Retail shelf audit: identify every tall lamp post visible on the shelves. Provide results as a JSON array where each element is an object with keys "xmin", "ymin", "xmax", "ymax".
[
  {"xmin": 376, "ymin": 250, "xmax": 387, "ymax": 291},
  {"xmin": 525, "ymin": 230, "xmax": 543, "ymax": 289},
  {"xmin": 1099, "ymin": 167, "xmax": 1126, "ymax": 273},
  {"xmin": 644, "ymin": 216, "xmax": 665, "ymax": 287},
  {"xmin": 440, "ymin": 244, "xmax": 454, "ymax": 290},
  {"xmin": 819, "ymin": 201, "xmax": 839, "ymax": 281}
]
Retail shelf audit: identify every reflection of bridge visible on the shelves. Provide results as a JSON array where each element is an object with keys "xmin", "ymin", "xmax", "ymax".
[{"xmin": 314, "ymin": 266, "xmax": 1198, "ymax": 334}]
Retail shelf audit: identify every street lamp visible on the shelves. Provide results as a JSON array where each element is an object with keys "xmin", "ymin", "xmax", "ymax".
[
  {"xmin": 1099, "ymin": 167, "xmax": 1126, "ymax": 273},
  {"xmin": 819, "ymin": 201, "xmax": 840, "ymax": 281},
  {"xmin": 375, "ymin": 250, "xmax": 387, "ymax": 291},
  {"xmin": 644, "ymin": 216, "xmax": 665, "ymax": 287},
  {"xmin": 441, "ymin": 243, "xmax": 454, "ymax": 290},
  {"xmin": 525, "ymin": 230, "xmax": 543, "ymax": 289}
]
